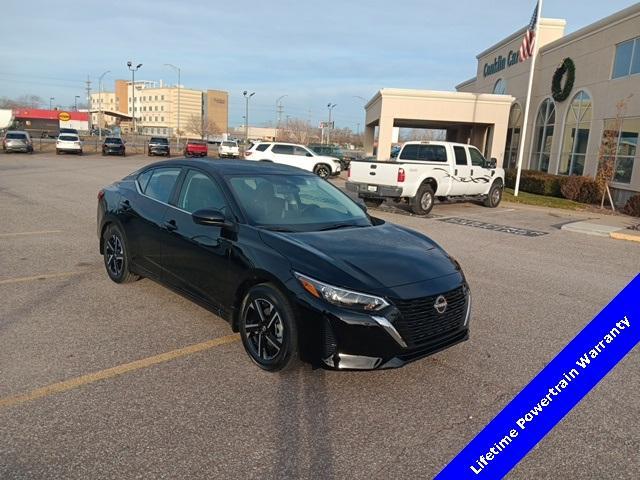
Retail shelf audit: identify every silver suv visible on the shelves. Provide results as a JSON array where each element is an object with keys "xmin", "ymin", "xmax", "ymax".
[{"xmin": 3, "ymin": 131, "xmax": 33, "ymax": 154}]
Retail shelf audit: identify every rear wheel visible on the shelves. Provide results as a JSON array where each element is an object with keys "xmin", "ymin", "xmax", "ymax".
[
  {"xmin": 314, "ymin": 164, "xmax": 331, "ymax": 179},
  {"xmin": 239, "ymin": 284, "xmax": 299, "ymax": 372},
  {"xmin": 102, "ymin": 224, "xmax": 140, "ymax": 284},
  {"xmin": 411, "ymin": 184, "xmax": 435, "ymax": 215},
  {"xmin": 484, "ymin": 182, "xmax": 503, "ymax": 208}
]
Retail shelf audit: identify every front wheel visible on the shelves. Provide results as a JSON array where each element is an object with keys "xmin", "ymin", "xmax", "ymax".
[
  {"xmin": 239, "ymin": 284, "xmax": 299, "ymax": 372},
  {"xmin": 411, "ymin": 184, "xmax": 435, "ymax": 215},
  {"xmin": 484, "ymin": 182, "xmax": 503, "ymax": 208},
  {"xmin": 314, "ymin": 164, "xmax": 331, "ymax": 179},
  {"xmin": 102, "ymin": 224, "xmax": 140, "ymax": 284}
]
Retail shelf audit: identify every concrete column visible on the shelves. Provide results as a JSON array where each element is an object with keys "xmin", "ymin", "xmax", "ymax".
[
  {"xmin": 376, "ymin": 116, "xmax": 394, "ymax": 160},
  {"xmin": 489, "ymin": 121, "xmax": 508, "ymax": 168},
  {"xmin": 363, "ymin": 125, "xmax": 375, "ymax": 157}
]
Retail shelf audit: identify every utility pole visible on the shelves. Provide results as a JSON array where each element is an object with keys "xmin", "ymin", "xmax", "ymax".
[
  {"xmin": 275, "ymin": 94, "xmax": 287, "ymax": 141},
  {"xmin": 98, "ymin": 70, "xmax": 110, "ymax": 140},
  {"xmin": 85, "ymin": 76, "xmax": 91, "ymax": 124},
  {"xmin": 327, "ymin": 103, "xmax": 337, "ymax": 145},
  {"xmin": 49, "ymin": 97, "xmax": 55, "ymax": 110},
  {"xmin": 243, "ymin": 90, "xmax": 255, "ymax": 146},
  {"xmin": 127, "ymin": 61, "xmax": 143, "ymax": 134},
  {"xmin": 164, "ymin": 64, "xmax": 181, "ymax": 145}
]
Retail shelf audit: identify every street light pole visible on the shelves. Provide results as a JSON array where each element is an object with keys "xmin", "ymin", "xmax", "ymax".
[
  {"xmin": 243, "ymin": 90, "xmax": 255, "ymax": 146},
  {"xmin": 127, "ymin": 61, "xmax": 142, "ymax": 134},
  {"xmin": 74, "ymin": 95, "xmax": 80, "ymax": 111},
  {"xmin": 98, "ymin": 70, "xmax": 110, "ymax": 140},
  {"xmin": 327, "ymin": 103, "xmax": 337, "ymax": 145},
  {"xmin": 49, "ymin": 97, "xmax": 55, "ymax": 110},
  {"xmin": 275, "ymin": 94, "xmax": 287, "ymax": 141},
  {"xmin": 164, "ymin": 64, "xmax": 181, "ymax": 146}
]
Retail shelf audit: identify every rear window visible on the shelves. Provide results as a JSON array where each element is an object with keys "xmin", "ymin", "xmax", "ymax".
[
  {"xmin": 106, "ymin": 137, "xmax": 122, "ymax": 144},
  {"xmin": 59, "ymin": 135, "xmax": 78, "ymax": 141},
  {"xmin": 221, "ymin": 141, "xmax": 236, "ymax": 147},
  {"xmin": 189, "ymin": 140, "xmax": 206, "ymax": 145},
  {"xmin": 150, "ymin": 137, "xmax": 168, "ymax": 144},
  {"xmin": 255, "ymin": 143, "xmax": 269, "ymax": 152},
  {"xmin": 399, "ymin": 144, "xmax": 447, "ymax": 162},
  {"xmin": 6, "ymin": 132, "xmax": 27, "ymax": 139}
]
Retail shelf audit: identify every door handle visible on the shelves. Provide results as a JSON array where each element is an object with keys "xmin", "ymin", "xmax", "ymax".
[
  {"xmin": 164, "ymin": 219, "xmax": 177, "ymax": 232},
  {"xmin": 454, "ymin": 169, "xmax": 458, "ymax": 176},
  {"xmin": 470, "ymin": 169, "xmax": 474, "ymax": 176}
]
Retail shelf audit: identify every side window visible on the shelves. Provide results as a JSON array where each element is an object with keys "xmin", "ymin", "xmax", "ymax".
[
  {"xmin": 256, "ymin": 143, "xmax": 269, "ymax": 152},
  {"xmin": 469, "ymin": 148, "xmax": 486, "ymax": 167},
  {"xmin": 294, "ymin": 146, "xmax": 312, "ymax": 157},
  {"xmin": 399, "ymin": 144, "xmax": 447, "ymax": 162},
  {"xmin": 453, "ymin": 146, "xmax": 468, "ymax": 166},
  {"xmin": 271, "ymin": 144, "xmax": 294, "ymax": 155},
  {"xmin": 144, "ymin": 168, "xmax": 181, "ymax": 203},
  {"xmin": 137, "ymin": 169, "xmax": 153, "ymax": 192},
  {"xmin": 177, "ymin": 170, "xmax": 227, "ymax": 214}
]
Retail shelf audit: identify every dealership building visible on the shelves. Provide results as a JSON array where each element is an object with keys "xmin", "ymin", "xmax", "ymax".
[{"xmin": 365, "ymin": 3, "xmax": 640, "ymax": 204}]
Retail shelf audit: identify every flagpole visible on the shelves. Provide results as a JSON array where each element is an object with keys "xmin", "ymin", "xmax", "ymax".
[{"xmin": 514, "ymin": 0, "xmax": 543, "ymax": 197}]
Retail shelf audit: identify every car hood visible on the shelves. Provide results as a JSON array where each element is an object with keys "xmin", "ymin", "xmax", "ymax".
[
  {"xmin": 259, "ymin": 223, "xmax": 460, "ymax": 291},
  {"xmin": 315, "ymin": 155, "xmax": 341, "ymax": 163}
]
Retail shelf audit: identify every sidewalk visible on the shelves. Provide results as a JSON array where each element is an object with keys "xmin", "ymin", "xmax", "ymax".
[{"xmin": 559, "ymin": 212, "xmax": 640, "ymax": 243}]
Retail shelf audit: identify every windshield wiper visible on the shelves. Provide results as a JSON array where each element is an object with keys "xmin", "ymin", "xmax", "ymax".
[
  {"xmin": 259, "ymin": 226, "xmax": 296, "ymax": 232},
  {"xmin": 317, "ymin": 223, "xmax": 366, "ymax": 231}
]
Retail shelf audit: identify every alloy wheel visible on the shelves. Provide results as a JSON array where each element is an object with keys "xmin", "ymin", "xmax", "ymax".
[
  {"xmin": 316, "ymin": 166, "xmax": 330, "ymax": 178},
  {"xmin": 243, "ymin": 298, "xmax": 284, "ymax": 361},
  {"xmin": 105, "ymin": 233, "xmax": 124, "ymax": 277},
  {"xmin": 492, "ymin": 186, "xmax": 502, "ymax": 205},
  {"xmin": 421, "ymin": 192, "xmax": 433, "ymax": 211}
]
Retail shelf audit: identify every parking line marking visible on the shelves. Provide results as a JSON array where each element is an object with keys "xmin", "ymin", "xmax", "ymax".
[
  {"xmin": 0, "ymin": 334, "xmax": 240, "ymax": 410},
  {"xmin": 0, "ymin": 230, "xmax": 62, "ymax": 238},
  {"xmin": 0, "ymin": 271, "xmax": 83, "ymax": 285}
]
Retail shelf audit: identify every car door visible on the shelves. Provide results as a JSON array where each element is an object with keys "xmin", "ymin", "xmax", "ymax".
[
  {"xmin": 269, "ymin": 144, "xmax": 297, "ymax": 167},
  {"xmin": 160, "ymin": 169, "xmax": 236, "ymax": 308},
  {"xmin": 120, "ymin": 167, "xmax": 182, "ymax": 278},
  {"xmin": 468, "ymin": 147, "xmax": 494, "ymax": 195},
  {"xmin": 449, "ymin": 145, "xmax": 473, "ymax": 196},
  {"xmin": 293, "ymin": 146, "xmax": 316, "ymax": 172}
]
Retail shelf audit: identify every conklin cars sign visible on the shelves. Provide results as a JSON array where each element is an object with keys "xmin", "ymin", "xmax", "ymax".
[{"xmin": 483, "ymin": 50, "xmax": 520, "ymax": 77}]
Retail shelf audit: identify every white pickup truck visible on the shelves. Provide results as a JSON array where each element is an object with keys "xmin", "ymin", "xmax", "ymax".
[{"xmin": 346, "ymin": 141, "xmax": 505, "ymax": 215}]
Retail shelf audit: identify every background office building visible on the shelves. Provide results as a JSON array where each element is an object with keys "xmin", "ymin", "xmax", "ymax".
[
  {"xmin": 90, "ymin": 81, "xmax": 228, "ymax": 138},
  {"xmin": 457, "ymin": 3, "xmax": 640, "ymax": 204}
]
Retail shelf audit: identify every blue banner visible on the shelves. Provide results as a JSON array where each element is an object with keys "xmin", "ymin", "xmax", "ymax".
[{"xmin": 436, "ymin": 274, "xmax": 640, "ymax": 479}]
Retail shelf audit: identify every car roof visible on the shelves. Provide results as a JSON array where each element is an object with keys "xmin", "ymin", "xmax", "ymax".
[{"xmin": 140, "ymin": 158, "xmax": 313, "ymax": 176}]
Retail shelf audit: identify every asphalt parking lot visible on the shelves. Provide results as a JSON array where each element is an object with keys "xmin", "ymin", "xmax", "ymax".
[{"xmin": 1, "ymin": 152, "xmax": 639, "ymax": 479}]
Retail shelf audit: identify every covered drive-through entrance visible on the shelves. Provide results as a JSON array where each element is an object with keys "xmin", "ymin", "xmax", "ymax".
[{"xmin": 364, "ymin": 89, "xmax": 514, "ymax": 165}]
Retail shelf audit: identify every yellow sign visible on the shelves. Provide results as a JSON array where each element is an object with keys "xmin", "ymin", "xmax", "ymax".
[{"xmin": 58, "ymin": 111, "xmax": 71, "ymax": 122}]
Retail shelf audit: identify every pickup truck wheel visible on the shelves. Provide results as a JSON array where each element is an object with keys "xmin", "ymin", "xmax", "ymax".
[
  {"xmin": 411, "ymin": 184, "xmax": 435, "ymax": 215},
  {"xmin": 364, "ymin": 198, "xmax": 384, "ymax": 208},
  {"xmin": 484, "ymin": 182, "xmax": 503, "ymax": 208},
  {"xmin": 314, "ymin": 164, "xmax": 331, "ymax": 178}
]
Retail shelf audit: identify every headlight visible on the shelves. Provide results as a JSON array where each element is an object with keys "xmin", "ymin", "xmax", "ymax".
[{"xmin": 294, "ymin": 272, "xmax": 388, "ymax": 311}]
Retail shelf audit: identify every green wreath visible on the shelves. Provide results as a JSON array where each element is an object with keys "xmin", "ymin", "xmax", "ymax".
[{"xmin": 551, "ymin": 58, "xmax": 575, "ymax": 102}]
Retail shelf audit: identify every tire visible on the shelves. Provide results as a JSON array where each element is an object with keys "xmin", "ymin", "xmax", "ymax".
[
  {"xmin": 102, "ymin": 224, "xmax": 140, "ymax": 284},
  {"xmin": 364, "ymin": 198, "xmax": 384, "ymax": 208},
  {"xmin": 122, "ymin": 151, "xmax": 126, "ymax": 157},
  {"xmin": 102, "ymin": 150, "xmax": 106, "ymax": 156},
  {"xmin": 411, "ymin": 184, "xmax": 435, "ymax": 215},
  {"xmin": 484, "ymin": 181, "xmax": 503, "ymax": 208},
  {"xmin": 56, "ymin": 149, "xmax": 60, "ymax": 155},
  {"xmin": 239, "ymin": 283, "xmax": 300, "ymax": 372},
  {"xmin": 78, "ymin": 150, "xmax": 83, "ymax": 156},
  {"xmin": 314, "ymin": 163, "xmax": 331, "ymax": 179}
]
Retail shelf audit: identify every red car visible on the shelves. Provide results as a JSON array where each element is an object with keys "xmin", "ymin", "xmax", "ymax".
[{"xmin": 183, "ymin": 139, "xmax": 208, "ymax": 157}]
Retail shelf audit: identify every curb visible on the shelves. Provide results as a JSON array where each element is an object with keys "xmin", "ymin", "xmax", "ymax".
[{"xmin": 610, "ymin": 231, "xmax": 640, "ymax": 243}]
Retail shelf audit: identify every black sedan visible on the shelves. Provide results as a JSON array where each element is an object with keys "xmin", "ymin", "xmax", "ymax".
[
  {"xmin": 97, "ymin": 159, "xmax": 471, "ymax": 371},
  {"xmin": 102, "ymin": 137, "xmax": 126, "ymax": 156}
]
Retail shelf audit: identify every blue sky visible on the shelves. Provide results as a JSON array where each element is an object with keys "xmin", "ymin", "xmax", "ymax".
[{"xmin": 0, "ymin": 0, "xmax": 637, "ymax": 130}]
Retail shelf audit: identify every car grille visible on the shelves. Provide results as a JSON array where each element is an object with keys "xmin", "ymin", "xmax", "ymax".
[{"xmin": 392, "ymin": 286, "xmax": 467, "ymax": 347}]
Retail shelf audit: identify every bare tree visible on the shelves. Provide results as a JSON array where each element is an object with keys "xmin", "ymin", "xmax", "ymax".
[
  {"xmin": 185, "ymin": 114, "xmax": 222, "ymax": 139},
  {"xmin": 399, "ymin": 128, "xmax": 446, "ymax": 142},
  {"xmin": 0, "ymin": 94, "xmax": 44, "ymax": 109}
]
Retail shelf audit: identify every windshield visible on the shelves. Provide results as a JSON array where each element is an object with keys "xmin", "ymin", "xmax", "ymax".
[
  {"xmin": 227, "ymin": 174, "xmax": 371, "ymax": 232},
  {"xmin": 150, "ymin": 137, "xmax": 168, "ymax": 144}
]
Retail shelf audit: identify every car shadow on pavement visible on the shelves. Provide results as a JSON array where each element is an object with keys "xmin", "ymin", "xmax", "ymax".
[{"xmin": 273, "ymin": 366, "xmax": 334, "ymax": 479}]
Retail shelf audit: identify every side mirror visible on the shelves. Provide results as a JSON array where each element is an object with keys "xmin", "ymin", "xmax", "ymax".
[
  {"xmin": 192, "ymin": 208, "xmax": 231, "ymax": 227},
  {"xmin": 486, "ymin": 158, "xmax": 497, "ymax": 169}
]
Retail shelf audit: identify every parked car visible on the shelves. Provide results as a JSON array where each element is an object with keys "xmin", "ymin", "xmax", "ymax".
[
  {"xmin": 97, "ymin": 159, "xmax": 471, "ymax": 371},
  {"xmin": 244, "ymin": 142, "xmax": 341, "ymax": 178},
  {"xmin": 218, "ymin": 140, "xmax": 240, "ymax": 158},
  {"xmin": 148, "ymin": 137, "xmax": 170, "ymax": 157},
  {"xmin": 56, "ymin": 133, "xmax": 83, "ymax": 155},
  {"xmin": 346, "ymin": 141, "xmax": 504, "ymax": 214},
  {"xmin": 184, "ymin": 139, "xmax": 208, "ymax": 157},
  {"xmin": 2, "ymin": 130, "xmax": 33, "ymax": 153},
  {"xmin": 308, "ymin": 144, "xmax": 352, "ymax": 170},
  {"xmin": 102, "ymin": 137, "xmax": 126, "ymax": 156}
]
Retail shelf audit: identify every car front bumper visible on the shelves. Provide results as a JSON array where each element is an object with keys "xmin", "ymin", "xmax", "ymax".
[
  {"xmin": 346, "ymin": 181, "xmax": 403, "ymax": 198},
  {"xmin": 149, "ymin": 146, "xmax": 169, "ymax": 155},
  {"xmin": 292, "ymin": 273, "xmax": 471, "ymax": 370},
  {"xmin": 104, "ymin": 146, "xmax": 125, "ymax": 154}
]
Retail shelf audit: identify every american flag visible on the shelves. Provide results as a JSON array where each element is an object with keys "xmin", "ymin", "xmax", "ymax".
[{"xmin": 519, "ymin": 2, "xmax": 539, "ymax": 62}]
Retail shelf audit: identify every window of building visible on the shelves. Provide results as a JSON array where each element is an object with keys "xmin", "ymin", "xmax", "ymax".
[
  {"xmin": 128, "ymin": 97, "xmax": 131, "ymax": 103},
  {"xmin": 161, "ymin": 95, "xmax": 165, "ymax": 100},
  {"xmin": 531, "ymin": 98, "xmax": 555, "ymax": 172},
  {"xmin": 612, "ymin": 37, "xmax": 640, "ymax": 79},
  {"xmin": 161, "ymin": 116, "xmax": 164, "ymax": 122},
  {"xmin": 558, "ymin": 91, "xmax": 592, "ymax": 176},
  {"xmin": 602, "ymin": 117, "xmax": 639, "ymax": 184},
  {"xmin": 161, "ymin": 106, "xmax": 164, "ymax": 111},
  {"xmin": 155, "ymin": 116, "xmax": 158, "ymax": 122},
  {"xmin": 155, "ymin": 95, "xmax": 158, "ymax": 101},
  {"xmin": 493, "ymin": 78, "xmax": 507, "ymax": 95},
  {"xmin": 504, "ymin": 103, "xmax": 523, "ymax": 169}
]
